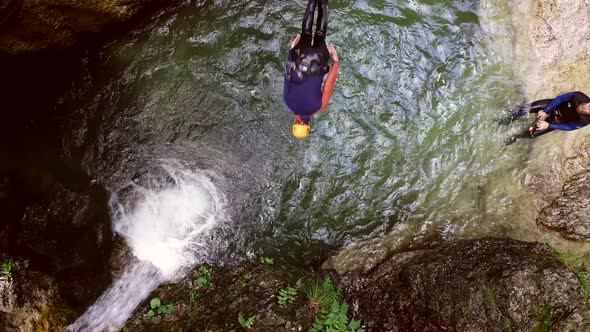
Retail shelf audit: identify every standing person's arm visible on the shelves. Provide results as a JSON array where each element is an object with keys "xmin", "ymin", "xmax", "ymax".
[
  {"xmin": 535, "ymin": 120, "xmax": 585, "ymax": 131},
  {"xmin": 549, "ymin": 122, "xmax": 585, "ymax": 131},
  {"xmin": 543, "ymin": 92, "xmax": 576, "ymax": 113},
  {"xmin": 317, "ymin": 44, "xmax": 339, "ymax": 113}
]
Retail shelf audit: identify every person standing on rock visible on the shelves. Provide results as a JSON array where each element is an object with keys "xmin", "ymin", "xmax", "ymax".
[
  {"xmin": 283, "ymin": 0, "xmax": 339, "ymax": 139},
  {"xmin": 511, "ymin": 91, "xmax": 590, "ymax": 137}
]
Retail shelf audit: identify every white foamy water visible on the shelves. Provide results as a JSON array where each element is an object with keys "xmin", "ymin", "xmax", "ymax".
[{"xmin": 69, "ymin": 166, "xmax": 223, "ymax": 332}]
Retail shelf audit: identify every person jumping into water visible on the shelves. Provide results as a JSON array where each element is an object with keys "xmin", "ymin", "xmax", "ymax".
[
  {"xmin": 283, "ymin": 0, "xmax": 339, "ymax": 139},
  {"xmin": 512, "ymin": 91, "xmax": 590, "ymax": 137}
]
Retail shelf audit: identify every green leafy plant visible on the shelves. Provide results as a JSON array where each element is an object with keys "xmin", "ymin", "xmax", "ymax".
[
  {"xmin": 148, "ymin": 297, "xmax": 174, "ymax": 324},
  {"xmin": 278, "ymin": 280, "xmax": 302, "ymax": 309},
  {"xmin": 195, "ymin": 265, "xmax": 214, "ymax": 290},
  {"xmin": 259, "ymin": 256, "xmax": 274, "ymax": 265},
  {"xmin": 307, "ymin": 277, "xmax": 365, "ymax": 332},
  {"xmin": 348, "ymin": 319, "xmax": 364, "ymax": 332},
  {"xmin": 1, "ymin": 262, "xmax": 12, "ymax": 280},
  {"xmin": 238, "ymin": 312, "xmax": 258, "ymax": 329},
  {"xmin": 188, "ymin": 265, "xmax": 214, "ymax": 304},
  {"xmin": 577, "ymin": 272, "xmax": 590, "ymax": 305},
  {"xmin": 310, "ymin": 301, "xmax": 364, "ymax": 332},
  {"xmin": 307, "ymin": 278, "xmax": 339, "ymax": 308},
  {"xmin": 189, "ymin": 290, "xmax": 200, "ymax": 303},
  {"xmin": 0, "ymin": 260, "xmax": 29, "ymax": 281},
  {"xmin": 278, "ymin": 288, "xmax": 297, "ymax": 308}
]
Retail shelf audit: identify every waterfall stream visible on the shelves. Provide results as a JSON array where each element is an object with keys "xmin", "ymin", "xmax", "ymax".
[{"xmin": 68, "ymin": 165, "xmax": 223, "ymax": 331}]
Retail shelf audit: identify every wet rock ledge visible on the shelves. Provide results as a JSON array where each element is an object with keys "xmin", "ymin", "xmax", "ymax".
[
  {"xmin": 339, "ymin": 238, "xmax": 590, "ymax": 332},
  {"xmin": 516, "ymin": 0, "xmax": 590, "ymax": 240},
  {"xmin": 121, "ymin": 238, "xmax": 590, "ymax": 332},
  {"xmin": 0, "ymin": 0, "xmax": 165, "ymax": 54},
  {"xmin": 0, "ymin": 173, "xmax": 113, "ymax": 331}
]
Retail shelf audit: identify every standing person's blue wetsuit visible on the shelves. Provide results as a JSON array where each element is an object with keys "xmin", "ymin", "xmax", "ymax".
[
  {"xmin": 283, "ymin": 0, "xmax": 339, "ymax": 139},
  {"xmin": 513, "ymin": 91, "xmax": 590, "ymax": 137}
]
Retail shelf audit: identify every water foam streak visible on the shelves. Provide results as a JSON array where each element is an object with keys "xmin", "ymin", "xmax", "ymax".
[
  {"xmin": 69, "ymin": 165, "xmax": 223, "ymax": 331},
  {"xmin": 68, "ymin": 261, "xmax": 165, "ymax": 331}
]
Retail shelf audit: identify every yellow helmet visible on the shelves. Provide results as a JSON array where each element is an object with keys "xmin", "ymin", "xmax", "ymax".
[{"xmin": 292, "ymin": 120, "xmax": 311, "ymax": 139}]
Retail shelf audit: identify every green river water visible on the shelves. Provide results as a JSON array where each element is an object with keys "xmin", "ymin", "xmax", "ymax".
[{"xmin": 60, "ymin": 0, "xmax": 553, "ymax": 267}]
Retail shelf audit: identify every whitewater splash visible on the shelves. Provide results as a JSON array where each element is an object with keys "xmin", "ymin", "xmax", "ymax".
[{"xmin": 69, "ymin": 165, "xmax": 223, "ymax": 332}]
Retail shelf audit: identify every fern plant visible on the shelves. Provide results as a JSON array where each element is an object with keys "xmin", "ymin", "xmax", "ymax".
[
  {"xmin": 278, "ymin": 279, "xmax": 303, "ymax": 309},
  {"xmin": 310, "ymin": 301, "xmax": 364, "ymax": 332},
  {"xmin": 238, "ymin": 312, "xmax": 258, "ymax": 329},
  {"xmin": 577, "ymin": 272, "xmax": 590, "ymax": 305},
  {"xmin": 278, "ymin": 287, "xmax": 298, "ymax": 308},
  {"xmin": 307, "ymin": 277, "xmax": 365, "ymax": 332}
]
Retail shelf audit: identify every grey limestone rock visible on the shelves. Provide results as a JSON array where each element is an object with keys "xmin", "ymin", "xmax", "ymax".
[
  {"xmin": 538, "ymin": 171, "xmax": 590, "ymax": 240},
  {"xmin": 339, "ymin": 238, "xmax": 590, "ymax": 332},
  {"xmin": 0, "ymin": 269, "xmax": 71, "ymax": 332},
  {"xmin": 0, "ymin": 272, "xmax": 15, "ymax": 313}
]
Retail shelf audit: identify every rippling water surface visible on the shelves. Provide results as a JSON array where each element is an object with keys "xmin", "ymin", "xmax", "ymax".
[{"xmin": 63, "ymin": 0, "xmax": 538, "ymax": 266}]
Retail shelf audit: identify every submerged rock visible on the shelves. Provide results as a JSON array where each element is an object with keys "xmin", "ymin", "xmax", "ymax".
[
  {"xmin": 0, "ymin": 0, "xmax": 165, "ymax": 54},
  {"xmin": 339, "ymin": 238, "xmax": 590, "ymax": 331}
]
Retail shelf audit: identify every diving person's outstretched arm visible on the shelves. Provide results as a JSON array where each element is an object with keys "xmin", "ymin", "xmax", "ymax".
[
  {"xmin": 318, "ymin": 44, "xmax": 339, "ymax": 113},
  {"xmin": 290, "ymin": 34, "xmax": 301, "ymax": 49}
]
